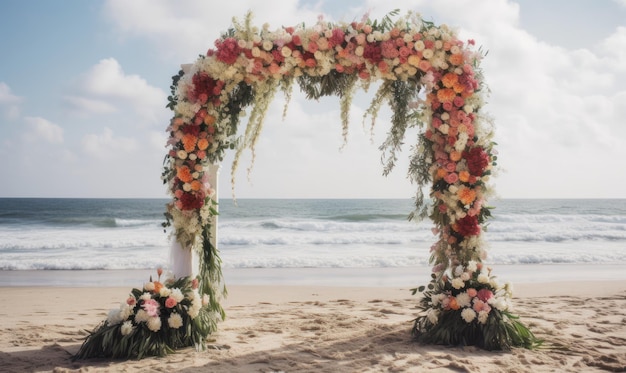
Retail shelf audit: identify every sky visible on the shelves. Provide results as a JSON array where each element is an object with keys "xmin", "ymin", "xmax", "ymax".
[{"xmin": 1, "ymin": 0, "xmax": 625, "ymax": 199}]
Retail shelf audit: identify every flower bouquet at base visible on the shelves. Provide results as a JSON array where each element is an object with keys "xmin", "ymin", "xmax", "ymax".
[
  {"xmin": 411, "ymin": 261, "xmax": 542, "ymax": 351},
  {"xmin": 73, "ymin": 269, "xmax": 222, "ymax": 360}
]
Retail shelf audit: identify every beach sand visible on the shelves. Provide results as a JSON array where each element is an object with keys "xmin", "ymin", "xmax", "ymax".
[{"xmin": 1, "ymin": 277, "xmax": 625, "ymax": 372}]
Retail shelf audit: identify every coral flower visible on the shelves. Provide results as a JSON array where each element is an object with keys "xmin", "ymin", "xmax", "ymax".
[
  {"xmin": 449, "ymin": 151, "xmax": 462, "ymax": 162},
  {"xmin": 203, "ymin": 115, "xmax": 216, "ymax": 125},
  {"xmin": 182, "ymin": 134, "xmax": 197, "ymax": 152},
  {"xmin": 436, "ymin": 88, "xmax": 456, "ymax": 103},
  {"xmin": 448, "ymin": 297, "xmax": 460, "ymax": 310},
  {"xmin": 152, "ymin": 281, "xmax": 164, "ymax": 295},
  {"xmin": 190, "ymin": 180, "xmax": 202, "ymax": 191},
  {"xmin": 459, "ymin": 170, "xmax": 471, "ymax": 183},
  {"xmin": 448, "ymin": 53, "xmax": 464, "ymax": 66},
  {"xmin": 197, "ymin": 138, "xmax": 209, "ymax": 151},
  {"xmin": 458, "ymin": 186, "xmax": 477, "ymax": 205},
  {"xmin": 441, "ymin": 72, "xmax": 459, "ymax": 88},
  {"xmin": 176, "ymin": 166, "xmax": 194, "ymax": 183}
]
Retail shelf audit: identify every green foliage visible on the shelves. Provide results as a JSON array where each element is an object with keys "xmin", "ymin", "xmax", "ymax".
[
  {"xmin": 166, "ymin": 70, "xmax": 185, "ymax": 111},
  {"xmin": 368, "ymin": 9, "xmax": 401, "ymax": 32},
  {"xmin": 72, "ymin": 276, "xmax": 215, "ymax": 360}
]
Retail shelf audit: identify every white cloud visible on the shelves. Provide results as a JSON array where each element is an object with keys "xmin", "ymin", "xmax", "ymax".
[
  {"xmin": 601, "ymin": 26, "xmax": 626, "ymax": 70},
  {"xmin": 63, "ymin": 95, "xmax": 117, "ymax": 115},
  {"xmin": 103, "ymin": 0, "xmax": 324, "ymax": 62},
  {"xmin": 24, "ymin": 117, "xmax": 64, "ymax": 144},
  {"xmin": 81, "ymin": 127, "xmax": 137, "ymax": 160},
  {"xmin": 0, "ymin": 82, "xmax": 23, "ymax": 119},
  {"xmin": 66, "ymin": 58, "xmax": 166, "ymax": 124},
  {"xmin": 614, "ymin": 0, "xmax": 626, "ymax": 7}
]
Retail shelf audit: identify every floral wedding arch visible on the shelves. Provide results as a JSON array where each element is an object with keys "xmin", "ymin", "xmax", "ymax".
[{"xmin": 74, "ymin": 10, "xmax": 539, "ymax": 360}]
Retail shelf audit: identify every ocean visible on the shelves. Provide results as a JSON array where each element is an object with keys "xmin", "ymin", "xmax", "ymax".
[{"xmin": 1, "ymin": 198, "xmax": 625, "ymax": 275}]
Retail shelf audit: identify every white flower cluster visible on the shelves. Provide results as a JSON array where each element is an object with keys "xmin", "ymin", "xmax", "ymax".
[{"xmin": 425, "ymin": 262, "xmax": 513, "ymax": 325}]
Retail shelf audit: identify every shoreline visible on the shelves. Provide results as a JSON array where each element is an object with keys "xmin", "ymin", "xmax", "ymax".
[{"xmin": 1, "ymin": 263, "xmax": 626, "ymax": 288}]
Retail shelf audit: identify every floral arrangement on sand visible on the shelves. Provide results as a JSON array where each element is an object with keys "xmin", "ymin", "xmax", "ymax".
[{"xmin": 73, "ymin": 269, "xmax": 219, "ymax": 359}]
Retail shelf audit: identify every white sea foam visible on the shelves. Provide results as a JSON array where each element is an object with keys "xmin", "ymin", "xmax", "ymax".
[{"xmin": 1, "ymin": 198, "xmax": 625, "ymax": 270}]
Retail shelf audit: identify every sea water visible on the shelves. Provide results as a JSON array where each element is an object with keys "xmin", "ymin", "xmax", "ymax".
[{"xmin": 1, "ymin": 198, "xmax": 625, "ymax": 273}]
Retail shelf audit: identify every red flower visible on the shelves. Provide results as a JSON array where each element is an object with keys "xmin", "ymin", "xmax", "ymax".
[
  {"xmin": 329, "ymin": 28, "xmax": 345, "ymax": 47},
  {"xmin": 179, "ymin": 192, "xmax": 204, "ymax": 210},
  {"xmin": 454, "ymin": 215, "xmax": 480, "ymax": 237},
  {"xmin": 463, "ymin": 147, "xmax": 490, "ymax": 176},
  {"xmin": 214, "ymin": 37, "xmax": 241, "ymax": 65},
  {"xmin": 363, "ymin": 43, "xmax": 382, "ymax": 64},
  {"xmin": 182, "ymin": 124, "xmax": 200, "ymax": 136},
  {"xmin": 477, "ymin": 288, "xmax": 493, "ymax": 302}
]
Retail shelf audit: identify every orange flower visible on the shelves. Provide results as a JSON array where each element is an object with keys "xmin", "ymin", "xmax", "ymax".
[
  {"xmin": 197, "ymin": 138, "xmax": 209, "ymax": 151},
  {"xmin": 436, "ymin": 88, "xmax": 456, "ymax": 103},
  {"xmin": 203, "ymin": 115, "xmax": 216, "ymax": 126},
  {"xmin": 153, "ymin": 281, "xmax": 163, "ymax": 294},
  {"xmin": 448, "ymin": 53, "xmax": 464, "ymax": 66},
  {"xmin": 441, "ymin": 72, "xmax": 458, "ymax": 88},
  {"xmin": 176, "ymin": 166, "xmax": 193, "ymax": 183},
  {"xmin": 453, "ymin": 82, "xmax": 466, "ymax": 94},
  {"xmin": 436, "ymin": 168, "xmax": 447, "ymax": 180},
  {"xmin": 458, "ymin": 186, "xmax": 477, "ymax": 205},
  {"xmin": 459, "ymin": 170, "xmax": 470, "ymax": 183},
  {"xmin": 448, "ymin": 297, "xmax": 460, "ymax": 310},
  {"xmin": 450, "ymin": 151, "xmax": 462, "ymax": 162},
  {"xmin": 182, "ymin": 134, "xmax": 197, "ymax": 152},
  {"xmin": 190, "ymin": 180, "xmax": 202, "ymax": 191}
]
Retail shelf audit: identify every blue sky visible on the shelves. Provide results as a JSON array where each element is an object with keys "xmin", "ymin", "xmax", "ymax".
[{"xmin": 1, "ymin": 0, "xmax": 625, "ymax": 198}]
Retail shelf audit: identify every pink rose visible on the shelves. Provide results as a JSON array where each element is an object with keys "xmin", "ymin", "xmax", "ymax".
[
  {"xmin": 142, "ymin": 299, "xmax": 160, "ymax": 317},
  {"xmin": 473, "ymin": 299, "xmax": 485, "ymax": 312},
  {"xmin": 165, "ymin": 297, "xmax": 178, "ymax": 308},
  {"xmin": 467, "ymin": 288, "xmax": 477, "ymax": 298},
  {"xmin": 444, "ymin": 172, "xmax": 459, "ymax": 184}
]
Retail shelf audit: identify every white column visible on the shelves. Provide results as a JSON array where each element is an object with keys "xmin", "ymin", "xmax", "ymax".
[{"xmin": 170, "ymin": 239, "xmax": 193, "ymax": 279}]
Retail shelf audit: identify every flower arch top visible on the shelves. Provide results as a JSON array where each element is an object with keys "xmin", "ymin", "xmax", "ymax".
[
  {"xmin": 164, "ymin": 10, "xmax": 494, "ymax": 270},
  {"xmin": 161, "ymin": 10, "xmax": 536, "ymax": 351}
]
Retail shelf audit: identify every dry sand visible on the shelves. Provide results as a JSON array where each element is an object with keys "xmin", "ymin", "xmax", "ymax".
[{"xmin": 1, "ymin": 281, "xmax": 625, "ymax": 372}]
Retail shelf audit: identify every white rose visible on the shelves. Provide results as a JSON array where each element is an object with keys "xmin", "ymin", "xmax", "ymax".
[
  {"xmin": 120, "ymin": 320, "xmax": 134, "ymax": 336},
  {"xmin": 147, "ymin": 316, "xmax": 162, "ymax": 332},
  {"xmin": 461, "ymin": 308, "xmax": 476, "ymax": 323},
  {"xmin": 451, "ymin": 277, "xmax": 465, "ymax": 290},
  {"xmin": 467, "ymin": 260, "xmax": 478, "ymax": 272},
  {"xmin": 170, "ymin": 288, "xmax": 185, "ymax": 303},
  {"xmin": 159, "ymin": 287, "xmax": 171, "ymax": 297},
  {"xmin": 176, "ymin": 150, "xmax": 188, "ymax": 160},
  {"xmin": 168, "ymin": 313, "xmax": 184, "ymax": 329},
  {"xmin": 426, "ymin": 309, "xmax": 440, "ymax": 324},
  {"xmin": 477, "ymin": 272, "xmax": 490, "ymax": 284},
  {"xmin": 477, "ymin": 310, "xmax": 489, "ymax": 324},
  {"xmin": 134, "ymin": 309, "xmax": 149, "ymax": 323},
  {"xmin": 262, "ymin": 40, "xmax": 273, "ymax": 51}
]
